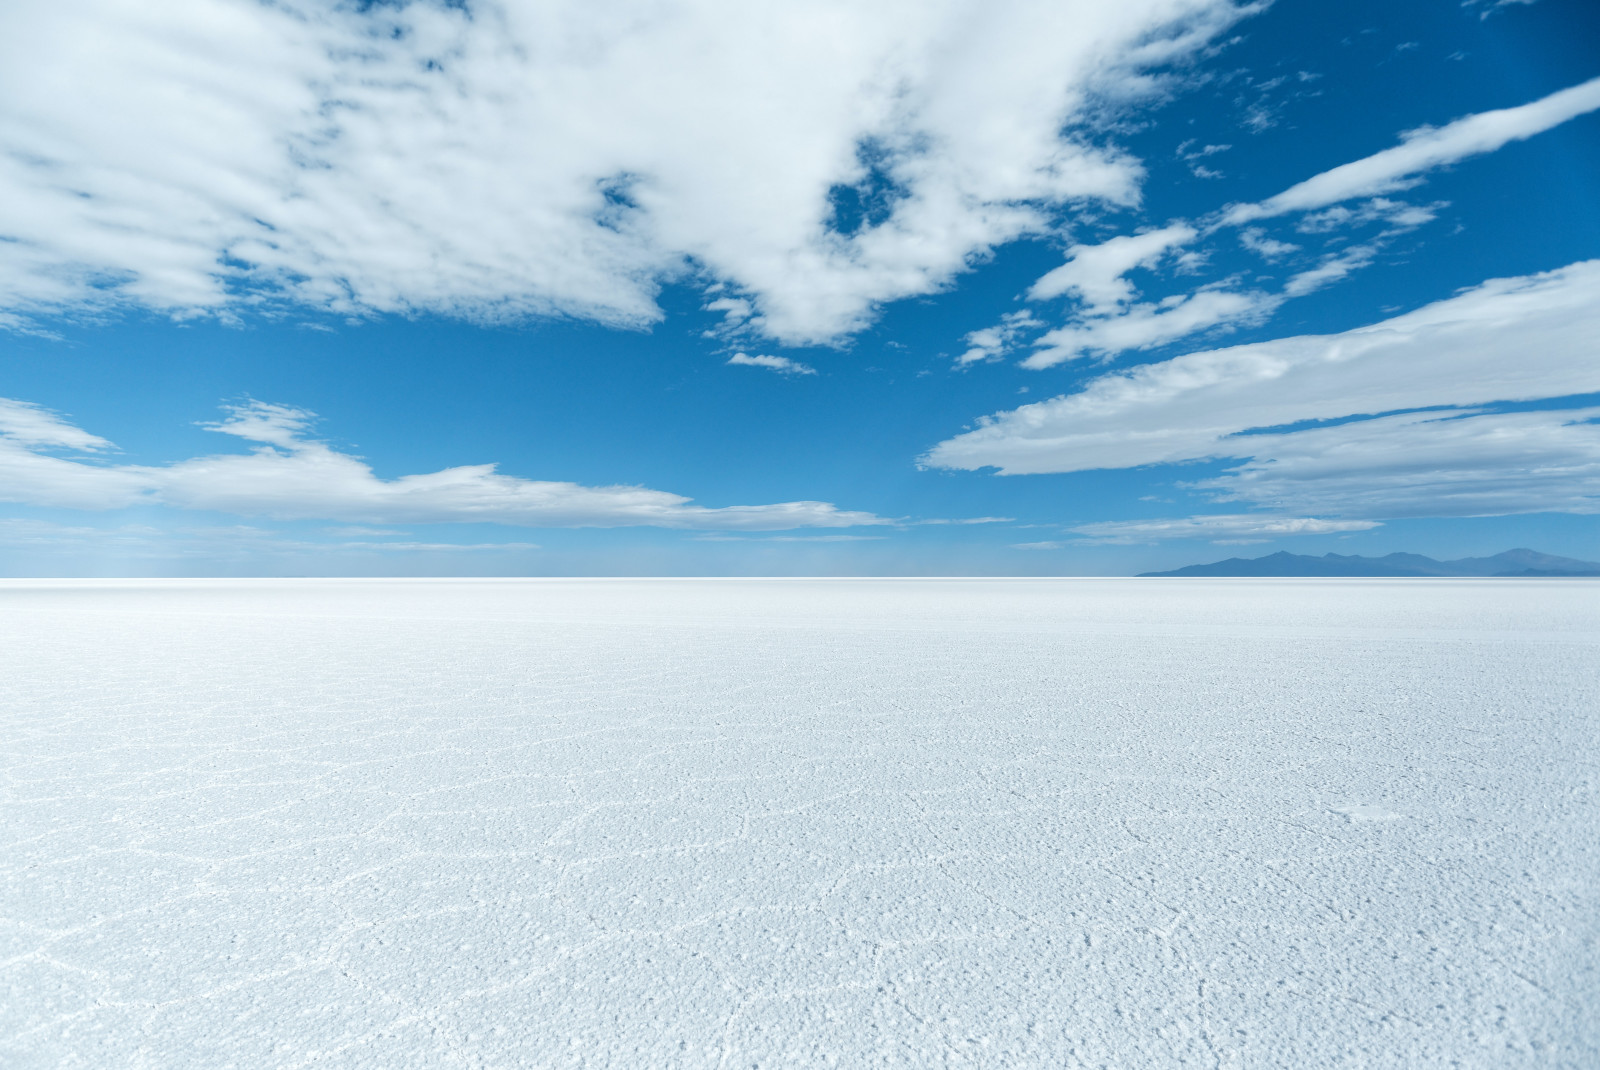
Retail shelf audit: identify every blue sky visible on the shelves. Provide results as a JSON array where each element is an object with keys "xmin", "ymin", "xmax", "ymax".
[{"xmin": 1, "ymin": 0, "xmax": 1597, "ymax": 575}]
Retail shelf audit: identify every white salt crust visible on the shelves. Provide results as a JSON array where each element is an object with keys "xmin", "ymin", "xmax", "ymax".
[{"xmin": 2, "ymin": 578, "xmax": 1596, "ymax": 1067}]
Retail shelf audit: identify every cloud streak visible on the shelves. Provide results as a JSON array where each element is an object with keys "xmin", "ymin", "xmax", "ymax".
[
  {"xmin": 727, "ymin": 353, "xmax": 816, "ymax": 376},
  {"xmin": 1068, "ymin": 514, "xmax": 1382, "ymax": 543},
  {"xmin": 1023, "ymin": 286, "xmax": 1279, "ymax": 368},
  {"xmin": 1224, "ymin": 75, "xmax": 1600, "ymax": 225},
  {"xmin": 0, "ymin": 400, "xmax": 888, "ymax": 530},
  {"xmin": 1196, "ymin": 407, "xmax": 1600, "ymax": 518}
]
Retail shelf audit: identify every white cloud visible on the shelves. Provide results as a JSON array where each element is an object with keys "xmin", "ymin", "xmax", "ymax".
[
  {"xmin": 1027, "ymin": 225, "xmax": 1198, "ymax": 308},
  {"xmin": 947, "ymin": 79, "xmax": 1586, "ymax": 372},
  {"xmin": 1177, "ymin": 139, "xmax": 1231, "ymax": 179},
  {"xmin": 1237, "ymin": 227, "xmax": 1299, "ymax": 260},
  {"xmin": 957, "ymin": 310, "xmax": 1042, "ymax": 365},
  {"xmin": 1295, "ymin": 197, "xmax": 1445, "ymax": 234},
  {"xmin": 924, "ymin": 260, "xmax": 1600, "ymax": 517},
  {"xmin": 0, "ymin": 399, "xmax": 887, "ymax": 530},
  {"xmin": 1043, "ymin": 211, "xmax": 1409, "ymax": 363},
  {"xmin": 726, "ymin": 352, "xmax": 817, "ymax": 376},
  {"xmin": 1068, "ymin": 514, "xmax": 1381, "ymax": 543},
  {"xmin": 0, "ymin": 398, "xmax": 115, "ymax": 451},
  {"xmin": 0, "ymin": 0, "xmax": 1249, "ymax": 344},
  {"xmin": 0, "ymin": 399, "xmax": 155, "ymax": 509},
  {"xmin": 1023, "ymin": 285, "xmax": 1279, "ymax": 368},
  {"xmin": 202, "ymin": 400, "xmax": 316, "ymax": 449},
  {"xmin": 703, "ymin": 297, "xmax": 755, "ymax": 331},
  {"xmin": 1000, "ymin": 223, "xmax": 1288, "ymax": 368},
  {"xmin": 1224, "ymin": 75, "xmax": 1600, "ymax": 225},
  {"xmin": 1283, "ymin": 244, "xmax": 1377, "ymax": 297},
  {"xmin": 1461, "ymin": 0, "xmax": 1540, "ymax": 20},
  {"xmin": 1197, "ymin": 408, "xmax": 1600, "ymax": 518}
]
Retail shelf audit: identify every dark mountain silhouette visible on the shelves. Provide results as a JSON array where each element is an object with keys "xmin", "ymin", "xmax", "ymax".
[{"xmin": 1140, "ymin": 548, "xmax": 1600, "ymax": 578}]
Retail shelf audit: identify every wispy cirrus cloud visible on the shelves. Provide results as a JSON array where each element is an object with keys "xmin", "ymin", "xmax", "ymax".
[
  {"xmin": 1222, "ymin": 75, "xmax": 1600, "ymax": 225},
  {"xmin": 1461, "ymin": 0, "xmax": 1540, "ymax": 19},
  {"xmin": 0, "ymin": 398, "xmax": 115, "ymax": 451},
  {"xmin": 1282, "ymin": 244, "xmax": 1378, "ymax": 297},
  {"xmin": 1023, "ymin": 285, "xmax": 1280, "ymax": 368},
  {"xmin": 1293, "ymin": 197, "xmax": 1445, "ymax": 234},
  {"xmin": 1068, "ymin": 514, "xmax": 1382, "ymax": 543},
  {"xmin": 957, "ymin": 311, "xmax": 1043, "ymax": 366},
  {"xmin": 726, "ymin": 352, "xmax": 816, "ymax": 376},
  {"xmin": 0, "ymin": 400, "xmax": 887, "ymax": 530}
]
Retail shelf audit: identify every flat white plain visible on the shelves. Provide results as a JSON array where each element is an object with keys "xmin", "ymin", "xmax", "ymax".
[{"xmin": 2, "ymin": 578, "xmax": 1596, "ymax": 1068}]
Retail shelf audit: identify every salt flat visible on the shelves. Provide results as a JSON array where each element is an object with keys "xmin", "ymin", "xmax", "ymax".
[{"xmin": 2, "ymin": 578, "xmax": 1596, "ymax": 1068}]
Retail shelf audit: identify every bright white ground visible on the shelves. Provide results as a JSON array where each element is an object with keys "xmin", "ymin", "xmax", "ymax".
[{"xmin": 2, "ymin": 579, "xmax": 1596, "ymax": 1068}]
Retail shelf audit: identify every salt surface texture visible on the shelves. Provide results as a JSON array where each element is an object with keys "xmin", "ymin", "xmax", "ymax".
[{"xmin": 2, "ymin": 578, "xmax": 1597, "ymax": 1068}]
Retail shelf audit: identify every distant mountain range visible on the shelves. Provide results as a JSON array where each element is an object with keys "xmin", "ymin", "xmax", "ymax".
[{"xmin": 1140, "ymin": 548, "xmax": 1600, "ymax": 578}]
